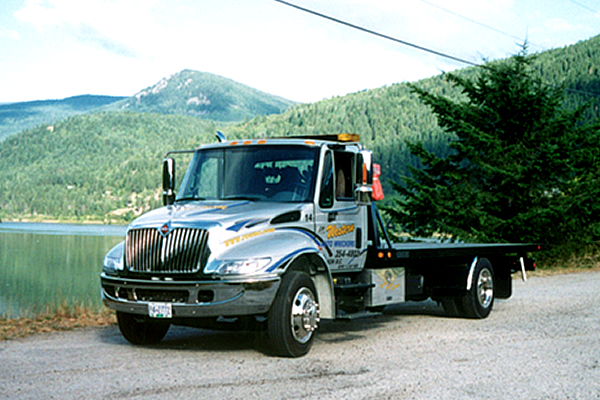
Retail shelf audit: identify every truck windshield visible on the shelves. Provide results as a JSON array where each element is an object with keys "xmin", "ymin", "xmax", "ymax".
[{"xmin": 176, "ymin": 145, "xmax": 319, "ymax": 203}]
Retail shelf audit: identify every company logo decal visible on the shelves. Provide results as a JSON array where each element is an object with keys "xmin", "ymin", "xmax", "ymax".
[
  {"xmin": 326, "ymin": 224, "xmax": 355, "ymax": 239},
  {"xmin": 199, "ymin": 205, "xmax": 229, "ymax": 210},
  {"xmin": 224, "ymin": 228, "xmax": 275, "ymax": 247}
]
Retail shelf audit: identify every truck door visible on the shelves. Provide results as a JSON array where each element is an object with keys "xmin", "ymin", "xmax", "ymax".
[{"xmin": 315, "ymin": 149, "xmax": 368, "ymax": 272}]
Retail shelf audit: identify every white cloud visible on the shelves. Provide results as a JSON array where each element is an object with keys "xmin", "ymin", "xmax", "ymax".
[
  {"xmin": 543, "ymin": 18, "xmax": 580, "ymax": 33},
  {"xmin": 0, "ymin": 27, "xmax": 20, "ymax": 40},
  {"xmin": 15, "ymin": 0, "xmax": 161, "ymax": 58}
]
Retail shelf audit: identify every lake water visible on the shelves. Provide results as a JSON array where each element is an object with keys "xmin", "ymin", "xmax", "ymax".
[{"xmin": 0, "ymin": 222, "xmax": 127, "ymax": 318}]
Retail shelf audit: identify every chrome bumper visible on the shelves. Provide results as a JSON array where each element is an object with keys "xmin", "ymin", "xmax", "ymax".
[{"xmin": 100, "ymin": 273, "xmax": 280, "ymax": 317}]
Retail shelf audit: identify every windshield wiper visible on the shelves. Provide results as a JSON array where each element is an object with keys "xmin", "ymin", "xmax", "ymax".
[
  {"xmin": 175, "ymin": 196, "xmax": 206, "ymax": 202},
  {"xmin": 220, "ymin": 195, "xmax": 262, "ymax": 201}
]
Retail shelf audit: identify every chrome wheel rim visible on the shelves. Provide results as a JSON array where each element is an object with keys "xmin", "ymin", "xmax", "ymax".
[
  {"xmin": 290, "ymin": 287, "xmax": 320, "ymax": 344},
  {"xmin": 477, "ymin": 268, "xmax": 494, "ymax": 308}
]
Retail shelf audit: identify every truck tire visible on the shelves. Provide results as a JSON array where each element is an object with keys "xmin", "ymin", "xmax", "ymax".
[
  {"xmin": 460, "ymin": 258, "xmax": 495, "ymax": 319},
  {"xmin": 267, "ymin": 271, "xmax": 320, "ymax": 357},
  {"xmin": 441, "ymin": 297, "xmax": 463, "ymax": 318},
  {"xmin": 116, "ymin": 311, "xmax": 170, "ymax": 345}
]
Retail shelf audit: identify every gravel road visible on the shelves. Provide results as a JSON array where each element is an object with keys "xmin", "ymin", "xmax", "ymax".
[{"xmin": 1, "ymin": 271, "xmax": 599, "ymax": 400}]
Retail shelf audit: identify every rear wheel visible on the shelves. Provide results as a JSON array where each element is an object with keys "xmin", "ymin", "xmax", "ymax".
[
  {"xmin": 267, "ymin": 271, "xmax": 320, "ymax": 357},
  {"xmin": 441, "ymin": 297, "xmax": 462, "ymax": 318},
  {"xmin": 116, "ymin": 311, "xmax": 170, "ymax": 345},
  {"xmin": 461, "ymin": 258, "xmax": 495, "ymax": 319}
]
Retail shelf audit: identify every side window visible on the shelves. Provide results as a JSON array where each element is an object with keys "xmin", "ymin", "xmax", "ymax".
[
  {"xmin": 319, "ymin": 151, "xmax": 334, "ymax": 208},
  {"xmin": 334, "ymin": 151, "xmax": 354, "ymax": 201}
]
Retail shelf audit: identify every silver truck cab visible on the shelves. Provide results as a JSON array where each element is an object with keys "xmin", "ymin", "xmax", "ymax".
[{"xmin": 101, "ymin": 134, "xmax": 373, "ymax": 357}]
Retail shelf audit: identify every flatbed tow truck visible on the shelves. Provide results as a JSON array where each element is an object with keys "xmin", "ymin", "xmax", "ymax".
[{"xmin": 101, "ymin": 133, "xmax": 539, "ymax": 357}]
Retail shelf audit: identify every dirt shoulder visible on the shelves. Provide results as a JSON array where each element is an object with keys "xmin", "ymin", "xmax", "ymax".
[{"xmin": 0, "ymin": 308, "xmax": 115, "ymax": 341}]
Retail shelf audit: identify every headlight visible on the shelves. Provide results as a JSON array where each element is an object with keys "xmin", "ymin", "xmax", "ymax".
[
  {"xmin": 103, "ymin": 242, "xmax": 124, "ymax": 274},
  {"xmin": 214, "ymin": 258, "xmax": 272, "ymax": 275}
]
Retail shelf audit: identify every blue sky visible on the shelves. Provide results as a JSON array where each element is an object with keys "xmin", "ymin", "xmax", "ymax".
[{"xmin": 1, "ymin": 0, "xmax": 599, "ymax": 103}]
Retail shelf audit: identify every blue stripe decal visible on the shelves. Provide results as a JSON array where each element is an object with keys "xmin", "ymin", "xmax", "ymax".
[
  {"xmin": 267, "ymin": 247, "xmax": 316, "ymax": 272},
  {"xmin": 275, "ymin": 227, "xmax": 332, "ymax": 257},
  {"xmin": 277, "ymin": 227, "xmax": 322, "ymax": 246},
  {"xmin": 227, "ymin": 218, "xmax": 270, "ymax": 232},
  {"xmin": 227, "ymin": 220, "xmax": 249, "ymax": 232}
]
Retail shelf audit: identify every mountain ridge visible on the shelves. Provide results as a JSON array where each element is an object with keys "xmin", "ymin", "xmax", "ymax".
[
  {"xmin": 0, "ymin": 94, "xmax": 126, "ymax": 141},
  {"xmin": 0, "ymin": 70, "xmax": 296, "ymax": 141},
  {"xmin": 112, "ymin": 70, "xmax": 295, "ymax": 122}
]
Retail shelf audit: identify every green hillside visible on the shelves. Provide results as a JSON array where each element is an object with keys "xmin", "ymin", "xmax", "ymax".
[
  {"xmin": 111, "ymin": 70, "xmax": 296, "ymax": 122},
  {"xmin": 224, "ymin": 76, "xmax": 455, "ymax": 192},
  {"xmin": 0, "ymin": 112, "xmax": 218, "ymax": 222},
  {"xmin": 0, "ymin": 35, "xmax": 598, "ymax": 224},
  {"xmin": 0, "ymin": 95, "xmax": 125, "ymax": 141}
]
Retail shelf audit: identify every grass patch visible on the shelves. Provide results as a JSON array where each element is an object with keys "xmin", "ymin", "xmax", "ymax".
[
  {"xmin": 534, "ymin": 243, "xmax": 600, "ymax": 273},
  {"xmin": 528, "ymin": 264, "xmax": 600, "ymax": 277},
  {"xmin": 0, "ymin": 306, "xmax": 116, "ymax": 341}
]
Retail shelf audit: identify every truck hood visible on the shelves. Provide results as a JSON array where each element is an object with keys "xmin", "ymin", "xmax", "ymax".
[{"xmin": 129, "ymin": 200, "xmax": 305, "ymax": 233}]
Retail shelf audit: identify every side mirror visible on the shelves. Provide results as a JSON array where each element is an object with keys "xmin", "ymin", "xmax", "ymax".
[
  {"xmin": 358, "ymin": 150, "xmax": 373, "ymax": 185},
  {"xmin": 162, "ymin": 157, "xmax": 176, "ymax": 205},
  {"xmin": 354, "ymin": 150, "xmax": 373, "ymax": 205},
  {"xmin": 354, "ymin": 185, "xmax": 373, "ymax": 205}
]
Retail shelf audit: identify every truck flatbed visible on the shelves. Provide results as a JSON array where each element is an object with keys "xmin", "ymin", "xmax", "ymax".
[
  {"xmin": 367, "ymin": 242, "xmax": 540, "ymax": 268},
  {"xmin": 393, "ymin": 242, "xmax": 539, "ymax": 258}
]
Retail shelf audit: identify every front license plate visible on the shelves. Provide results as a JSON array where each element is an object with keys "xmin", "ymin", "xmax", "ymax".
[{"xmin": 148, "ymin": 302, "xmax": 172, "ymax": 318}]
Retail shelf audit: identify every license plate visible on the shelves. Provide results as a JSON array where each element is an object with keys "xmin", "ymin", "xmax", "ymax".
[{"xmin": 148, "ymin": 302, "xmax": 172, "ymax": 318}]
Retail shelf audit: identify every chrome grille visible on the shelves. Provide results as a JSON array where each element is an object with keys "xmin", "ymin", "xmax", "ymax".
[{"xmin": 125, "ymin": 228, "xmax": 210, "ymax": 273}]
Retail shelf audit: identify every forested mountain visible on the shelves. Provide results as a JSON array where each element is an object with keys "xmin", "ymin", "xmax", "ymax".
[
  {"xmin": 112, "ymin": 70, "xmax": 296, "ymax": 122},
  {"xmin": 0, "ymin": 112, "xmax": 217, "ymax": 222},
  {"xmin": 535, "ymin": 37, "xmax": 600, "ymax": 121},
  {"xmin": 0, "ymin": 35, "xmax": 598, "ymax": 223},
  {"xmin": 224, "ymin": 76, "xmax": 454, "ymax": 194},
  {"xmin": 0, "ymin": 70, "xmax": 295, "ymax": 141},
  {"xmin": 0, "ymin": 95, "xmax": 125, "ymax": 141}
]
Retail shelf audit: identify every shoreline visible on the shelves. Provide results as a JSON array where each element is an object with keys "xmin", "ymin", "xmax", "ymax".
[{"xmin": 1, "ymin": 217, "xmax": 127, "ymax": 225}]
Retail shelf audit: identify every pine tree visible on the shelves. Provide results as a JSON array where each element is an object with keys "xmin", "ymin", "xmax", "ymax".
[{"xmin": 385, "ymin": 48, "xmax": 600, "ymax": 247}]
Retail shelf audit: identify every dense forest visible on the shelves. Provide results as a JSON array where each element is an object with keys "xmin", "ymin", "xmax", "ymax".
[
  {"xmin": 0, "ymin": 113, "xmax": 216, "ymax": 222},
  {"xmin": 0, "ymin": 35, "xmax": 598, "ymax": 224},
  {"xmin": 385, "ymin": 50, "xmax": 600, "ymax": 254}
]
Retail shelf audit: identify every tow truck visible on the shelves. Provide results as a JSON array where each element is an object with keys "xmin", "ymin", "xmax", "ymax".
[{"xmin": 101, "ymin": 133, "xmax": 539, "ymax": 357}]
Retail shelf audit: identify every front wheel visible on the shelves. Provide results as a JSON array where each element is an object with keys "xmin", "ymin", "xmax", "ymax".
[
  {"xmin": 267, "ymin": 271, "xmax": 320, "ymax": 357},
  {"xmin": 116, "ymin": 311, "xmax": 170, "ymax": 345}
]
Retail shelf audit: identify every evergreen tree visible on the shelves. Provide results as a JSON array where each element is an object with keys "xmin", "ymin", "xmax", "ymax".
[{"xmin": 385, "ymin": 48, "xmax": 600, "ymax": 247}]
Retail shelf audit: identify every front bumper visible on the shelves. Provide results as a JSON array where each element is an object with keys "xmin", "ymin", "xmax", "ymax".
[{"xmin": 100, "ymin": 273, "xmax": 280, "ymax": 318}]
